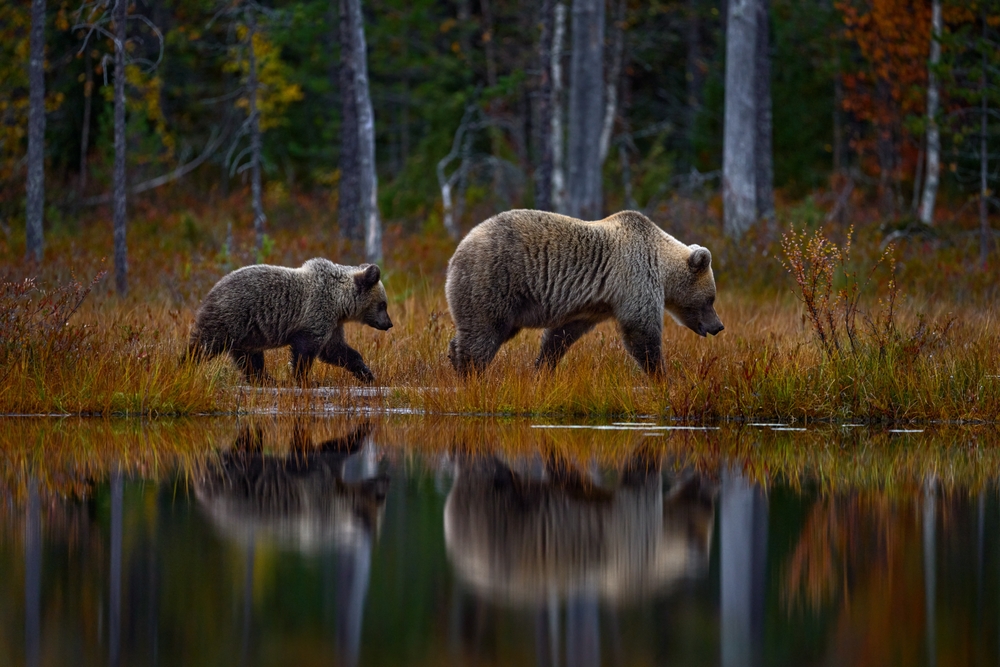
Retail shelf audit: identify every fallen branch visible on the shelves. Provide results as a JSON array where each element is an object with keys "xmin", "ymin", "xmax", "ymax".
[{"xmin": 82, "ymin": 129, "xmax": 227, "ymax": 206}]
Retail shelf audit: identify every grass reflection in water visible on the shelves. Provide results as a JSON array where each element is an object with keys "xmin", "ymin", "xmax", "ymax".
[{"xmin": 0, "ymin": 417, "xmax": 998, "ymax": 667}]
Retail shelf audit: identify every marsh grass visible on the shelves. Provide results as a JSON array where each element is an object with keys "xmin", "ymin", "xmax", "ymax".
[
  {"xmin": 3, "ymin": 415, "xmax": 998, "ymax": 504},
  {"xmin": 1, "ymin": 194, "xmax": 997, "ymax": 422}
]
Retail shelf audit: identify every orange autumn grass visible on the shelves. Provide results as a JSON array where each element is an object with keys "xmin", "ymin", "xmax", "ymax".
[
  {"xmin": 2, "ymin": 266, "xmax": 997, "ymax": 421},
  {"xmin": 2, "ymin": 415, "xmax": 998, "ymax": 503},
  {"xmin": 1, "ymin": 207, "xmax": 998, "ymax": 420}
]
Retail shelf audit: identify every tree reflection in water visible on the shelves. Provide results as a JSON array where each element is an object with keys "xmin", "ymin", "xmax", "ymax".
[
  {"xmin": 194, "ymin": 420, "xmax": 388, "ymax": 667},
  {"xmin": 443, "ymin": 451, "xmax": 716, "ymax": 664},
  {"xmin": 2, "ymin": 419, "xmax": 1000, "ymax": 666}
]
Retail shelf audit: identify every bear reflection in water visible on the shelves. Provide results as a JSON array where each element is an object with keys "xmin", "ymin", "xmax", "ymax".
[
  {"xmin": 194, "ymin": 421, "xmax": 386, "ymax": 667},
  {"xmin": 444, "ymin": 454, "xmax": 717, "ymax": 607},
  {"xmin": 194, "ymin": 421, "xmax": 388, "ymax": 552}
]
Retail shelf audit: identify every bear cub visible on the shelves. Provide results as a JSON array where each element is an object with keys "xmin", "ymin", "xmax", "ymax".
[{"xmin": 188, "ymin": 258, "xmax": 392, "ymax": 384}]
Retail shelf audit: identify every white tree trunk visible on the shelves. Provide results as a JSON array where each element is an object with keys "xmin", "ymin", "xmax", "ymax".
[
  {"xmin": 246, "ymin": 8, "xmax": 267, "ymax": 254},
  {"xmin": 551, "ymin": 2, "xmax": 567, "ymax": 213},
  {"xmin": 26, "ymin": 0, "xmax": 46, "ymax": 263},
  {"xmin": 79, "ymin": 48, "xmax": 93, "ymax": 198},
  {"xmin": 597, "ymin": 0, "xmax": 625, "ymax": 166},
  {"xmin": 981, "ymin": 5, "xmax": 992, "ymax": 270},
  {"xmin": 566, "ymin": 0, "xmax": 604, "ymax": 220},
  {"xmin": 338, "ymin": 0, "xmax": 361, "ymax": 242},
  {"xmin": 754, "ymin": 0, "xmax": 774, "ymax": 224},
  {"xmin": 347, "ymin": 0, "xmax": 381, "ymax": 264},
  {"xmin": 113, "ymin": 0, "xmax": 128, "ymax": 295},
  {"xmin": 723, "ymin": 0, "xmax": 758, "ymax": 239},
  {"xmin": 535, "ymin": 0, "xmax": 555, "ymax": 212},
  {"xmin": 918, "ymin": 0, "xmax": 942, "ymax": 226}
]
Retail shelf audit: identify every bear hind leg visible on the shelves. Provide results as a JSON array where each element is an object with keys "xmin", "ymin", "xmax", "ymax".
[
  {"xmin": 536, "ymin": 320, "xmax": 596, "ymax": 370},
  {"xmin": 449, "ymin": 328, "xmax": 505, "ymax": 376}
]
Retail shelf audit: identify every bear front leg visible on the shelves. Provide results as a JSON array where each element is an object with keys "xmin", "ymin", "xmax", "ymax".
[
  {"xmin": 290, "ymin": 349, "xmax": 316, "ymax": 384},
  {"xmin": 536, "ymin": 320, "xmax": 596, "ymax": 370},
  {"xmin": 618, "ymin": 321, "xmax": 664, "ymax": 376},
  {"xmin": 289, "ymin": 335, "xmax": 319, "ymax": 384},
  {"xmin": 232, "ymin": 350, "xmax": 272, "ymax": 384},
  {"xmin": 320, "ymin": 342, "xmax": 375, "ymax": 384}
]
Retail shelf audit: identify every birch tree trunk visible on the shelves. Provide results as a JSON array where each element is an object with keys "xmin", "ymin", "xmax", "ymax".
[
  {"xmin": 347, "ymin": 0, "xmax": 381, "ymax": 264},
  {"xmin": 26, "ymin": 0, "xmax": 46, "ymax": 263},
  {"xmin": 686, "ymin": 0, "xmax": 704, "ymax": 167},
  {"xmin": 918, "ymin": 0, "xmax": 942, "ymax": 226},
  {"xmin": 113, "ymin": 0, "xmax": 128, "ymax": 295},
  {"xmin": 338, "ymin": 0, "xmax": 361, "ymax": 242},
  {"xmin": 551, "ymin": 2, "xmax": 567, "ymax": 213},
  {"xmin": 566, "ymin": 0, "xmax": 604, "ymax": 220},
  {"xmin": 79, "ymin": 48, "xmax": 93, "ymax": 198},
  {"xmin": 754, "ymin": 0, "xmax": 774, "ymax": 225},
  {"xmin": 723, "ymin": 0, "xmax": 757, "ymax": 239},
  {"xmin": 981, "ymin": 6, "xmax": 993, "ymax": 270},
  {"xmin": 597, "ymin": 0, "xmax": 625, "ymax": 167},
  {"xmin": 535, "ymin": 0, "xmax": 555, "ymax": 212},
  {"xmin": 246, "ymin": 7, "xmax": 266, "ymax": 254}
]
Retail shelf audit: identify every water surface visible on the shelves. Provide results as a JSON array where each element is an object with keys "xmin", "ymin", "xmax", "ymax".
[{"xmin": 1, "ymin": 417, "xmax": 998, "ymax": 666}]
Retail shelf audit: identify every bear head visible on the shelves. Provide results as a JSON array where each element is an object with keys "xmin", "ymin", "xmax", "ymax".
[
  {"xmin": 353, "ymin": 264, "xmax": 393, "ymax": 331},
  {"xmin": 666, "ymin": 245, "xmax": 724, "ymax": 337}
]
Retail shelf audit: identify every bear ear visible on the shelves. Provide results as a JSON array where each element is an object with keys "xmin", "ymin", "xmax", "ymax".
[
  {"xmin": 688, "ymin": 246, "xmax": 712, "ymax": 274},
  {"xmin": 353, "ymin": 264, "xmax": 381, "ymax": 291}
]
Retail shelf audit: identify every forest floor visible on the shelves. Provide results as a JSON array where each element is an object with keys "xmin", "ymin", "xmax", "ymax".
[{"xmin": 0, "ymin": 186, "xmax": 997, "ymax": 423}]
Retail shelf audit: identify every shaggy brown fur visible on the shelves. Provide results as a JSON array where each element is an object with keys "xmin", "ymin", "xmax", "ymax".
[
  {"xmin": 445, "ymin": 209, "xmax": 723, "ymax": 376},
  {"xmin": 443, "ymin": 457, "xmax": 716, "ymax": 605},
  {"xmin": 188, "ymin": 259, "xmax": 392, "ymax": 384}
]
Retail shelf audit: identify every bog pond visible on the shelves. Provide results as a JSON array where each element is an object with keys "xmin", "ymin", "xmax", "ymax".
[{"xmin": 1, "ymin": 415, "xmax": 999, "ymax": 666}]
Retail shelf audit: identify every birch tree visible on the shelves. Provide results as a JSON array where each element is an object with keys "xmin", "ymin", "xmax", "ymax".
[
  {"xmin": 113, "ymin": 0, "xmax": 128, "ymax": 294},
  {"xmin": 78, "ymin": 48, "xmax": 94, "ymax": 198},
  {"xmin": 71, "ymin": 0, "xmax": 164, "ymax": 293},
  {"xmin": 754, "ymin": 0, "xmax": 774, "ymax": 226},
  {"xmin": 598, "ymin": 0, "xmax": 625, "ymax": 167},
  {"xmin": 566, "ymin": 0, "xmax": 604, "ymax": 220},
  {"xmin": 535, "ymin": 0, "xmax": 555, "ymax": 212},
  {"xmin": 345, "ymin": 0, "xmax": 381, "ymax": 264},
  {"xmin": 976, "ymin": 3, "xmax": 996, "ymax": 269},
  {"xmin": 338, "ymin": 0, "xmax": 361, "ymax": 242},
  {"xmin": 918, "ymin": 0, "xmax": 942, "ymax": 226},
  {"xmin": 245, "ymin": 6, "xmax": 266, "ymax": 253},
  {"xmin": 26, "ymin": 0, "xmax": 45, "ymax": 264},
  {"xmin": 723, "ymin": 0, "xmax": 758, "ymax": 239},
  {"xmin": 551, "ymin": 2, "xmax": 567, "ymax": 213}
]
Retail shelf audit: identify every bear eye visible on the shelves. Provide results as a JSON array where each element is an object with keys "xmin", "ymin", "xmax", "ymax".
[{"xmin": 380, "ymin": 302, "xmax": 387, "ymax": 311}]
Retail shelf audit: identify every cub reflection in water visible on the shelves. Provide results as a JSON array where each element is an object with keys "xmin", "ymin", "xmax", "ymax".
[
  {"xmin": 444, "ymin": 453, "xmax": 717, "ymax": 607},
  {"xmin": 194, "ymin": 420, "xmax": 389, "ymax": 552},
  {"xmin": 194, "ymin": 420, "xmax": 387, "ymax": 667}
]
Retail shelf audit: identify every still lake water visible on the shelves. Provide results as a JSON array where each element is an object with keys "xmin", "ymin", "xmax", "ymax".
[{"xmin": 1, "ymin": 416, "xmax": 999, "ymax": 667}]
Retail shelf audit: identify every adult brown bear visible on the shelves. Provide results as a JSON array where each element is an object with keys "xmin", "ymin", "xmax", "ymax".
[{"xmin": 445, "ymin": 209, "xmax": 723, "ymax": 375}]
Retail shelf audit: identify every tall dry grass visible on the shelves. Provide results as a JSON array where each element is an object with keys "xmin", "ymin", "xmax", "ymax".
[{"xmin": 1, "ymin": 190, "xmax": 996, "ymax": 421}]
